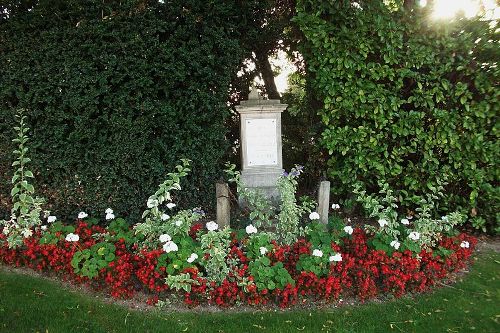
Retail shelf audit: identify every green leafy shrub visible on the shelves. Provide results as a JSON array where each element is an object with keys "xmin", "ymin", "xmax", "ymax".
[
  {"xmin": 0, "ymin": 1, "xmax": 246, "ymax": 221},
  {"xmin": 295, "ymin": 1, "xmax": 499, "ymax": 232}
]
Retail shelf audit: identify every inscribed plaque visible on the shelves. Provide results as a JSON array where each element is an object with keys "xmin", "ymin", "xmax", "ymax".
[{"xmin": 246, "ymin": 119, "xmax": 278, "ymax": 166}]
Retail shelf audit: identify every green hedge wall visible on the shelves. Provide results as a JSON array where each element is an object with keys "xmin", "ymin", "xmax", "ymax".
[
  {"xmin": 0, "ymin": 1, "xmax": 244, "ymax": 221},
  {"xmin": 295, "ymin": 1, "xmax": 499, "ymax": 231}
]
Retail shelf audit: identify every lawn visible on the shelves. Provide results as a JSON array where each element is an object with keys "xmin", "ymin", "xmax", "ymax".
[{"xmin": 0, "ymin": 252, "xmax": 498, "ymax": 333}]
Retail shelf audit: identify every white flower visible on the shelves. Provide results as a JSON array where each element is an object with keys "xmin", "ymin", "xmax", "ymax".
[
  {"xmin": 159, "ymin": 234, "xmax": 172, "ymax": 243},
  {"xmin": 460, "ymin": 241, "xmax": 470, "ymax": 249},
  {"xmin": 259, "ymin": 247, "xmax": 268, "ymax": 255},
  {"xmin": 65, "ymin": 233, "xmax": 80, "ymax": 242},
  {"xmin": 166, "ymin": 202, "xmax": 176, "ymax": 209},
  {"xmin": 161, "ymin": 214, "xmax": 170, "ymax": 221},
  {"xmin": 2, "ymin": 227, "xmax": 9, "ymax": 235},
  {"xmin": 162, "ymin": 241, "xmax": 178, "ymax": 253},
  {"xmin": 146, "ymin": 198, "xmax": 158, "ymax": 208},
  {"xmin": 309, "ymin": 212, "xmax": 320, "ymax": 220},
  {"xmin": 441, "ymin": 215, "xmax": 449, "ymax": 221},
  {"xmin": 105, "ymin": 208, "xmax": 114, "ymax": 215},
  {"xmin": 401, "ymin": 218, "xmax": 410, "ymax": 225},
  {"xmin": 22, "ymin": 228, "xmax": 33, "ymax": 238},
  {"xmin": 174, "ymin": 220, "xmax": 182, "ymax": 227},
  {"xmin": 408, "ymin": 231, "xmax": 420, "ymax": 241},
  {"xmin": 378, "ymin": 219, "xmax": 388, "ymax": 227},
  {"xmin": 331, "ymin": 203, "xmax": 340, "ymax": 210},
  {"xmin": 344, "ymin": 226, "xmax": 354, "ymax": 235},
  {"xmin": 390, "ymin": 240, "xmax": 401, "ymax": 250},
  {"xmin": 47, "ymin": 215, "xmax": 57, "ymax": 223},
  {"xmin": 78, "ymin": 212, "xmax": 88, "ymax": 219},
  {"xmin": 329, "ymin": 253, "xmax": 342, "ymax": 262},
  {"xmin": 187, "ymin": 253, "xmax": 198, "ymax": 263},
  {"xmin": 206, "ymin": 221, "xmax": 219, "ymax": 231},
  {"xmin": 41, "ymin": 225, "xmax": 48, "ymax": 231},
  {"xmin": 105, "ymin": 213, "xmax": 115, "ymax": 220},
  {"xmin": 245, "ymin": 224, "xmax": 258, "ymax": 234},
  {"xmin": 312, "ymin": 249, "xmax": 323, "ymax": 257}
]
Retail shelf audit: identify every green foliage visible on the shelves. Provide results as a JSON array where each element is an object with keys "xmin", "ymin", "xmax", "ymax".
[
  {"xmin": 199, "ymin": 227, "xmax": 232, "ymax": 284},
  {"xmin": 71, "ymin": 242, "xmax": 116, "ymax": 279},
  {"xmin": 39, "ymin": 222, "xmax": 75, "ymax": 245},
  {"xmin": 0, "ymin": 109, "xmax": 44, "ymax": 248},
  {"xmin": 156, "ymin": 235, "xmax": 200, "ymax": 276},
  {"xmin": 248, "ymin": 256, "xmax": 294, "ymax": 291},
  {"xmin": 133, "ymin": 160, "xmax": 202, "ymax": 248},
  {"xmin": 225, "ymin": 163, "xmax": 275, "ymax": 229},
  {"xmin": 276, "ymin": 166, "xmax": 311, "ymax": 244},
  {"xmin": 105, "ymin": 218, "xmax": 139, "ymax": 246},
  {"xmin": 295, "ymin": 1, "xmax": 499, "ymax": 232},
  {"xmin": 355, "ymin": 181, "xmax": 466, "ymax": 253},
  {"xmin": 165, "ymin": 273, "xmax": 199, "ymax": 293},
  {"xmin": 0, "ymin": 1, "xmax": 246, "ymax": 221}
]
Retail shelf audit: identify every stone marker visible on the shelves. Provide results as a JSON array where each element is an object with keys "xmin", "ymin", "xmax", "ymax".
[
  {"xmin": 235, "ymin": 88, "xmax": 287, "ymax": 202},
  {"xmin": 216, "ymin": 182, "xmax": 230, "ymax": 228},
  {"xmin": 317, "ymin": 181, "xmax": 330, "ymax": 224}
]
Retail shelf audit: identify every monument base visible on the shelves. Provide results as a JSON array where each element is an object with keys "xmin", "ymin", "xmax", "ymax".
[{"xmin": 239, "ymin": 168, "xmax": 283, "ymax": 206}]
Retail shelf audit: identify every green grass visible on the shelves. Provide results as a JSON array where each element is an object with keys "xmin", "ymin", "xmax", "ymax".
[{"xmin": 0, "ymin": 252, "xmax": 499, "ymax": 333}]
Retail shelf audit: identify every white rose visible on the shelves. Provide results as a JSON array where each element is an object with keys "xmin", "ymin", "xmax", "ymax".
[
  {"xmin": 390, "ymin": 240, "xmax": 401, "ymax": 250},
  {"xmin": 166, "ymin": 202, "xmax": 176, "ymax": 209},
  {"xmin": 329, "ymin": 253, "xmax": 342, "ymax": 262},
  {"xmin": 344, "ymin": 226, "xmax": 354, "ymax": 235},
  {"xmin": 162, "ymin": 241, "xmax": 178, "ymax": 253},
  {"xmin": 22, "ymin": 228, "xmax": 33, "ymax": 238},
  {"xmin": 78, "ymin": 212, "xmax": 88, "ymax": 219},
  {"xmin": 147, "ymin": 198, "xmax": 158, "ymax": 208},
  {"xmin": 309, "ymin": 212, "xmax": 320, "ymax": 220},
  {"xmin": 401, "ymin": 218, "xmax": 410, "ymax": 225},
  {"xmin": 105, "ymin": 208, "xmax": 114, "ymax": 215},
  {"xmin": 460, "ymin": 241, "xmax": 470, "ymax": 249},
  {"xmin": 159, "ymin": 234, "xmax": 172, "ymax": 243},
  {"xmin": 47, "ymin": 215, "xmax": 57, "ymax": 223},
  {"xmin": 378, "ymin": 219, "xmax": 388, "ymax": 227},
  {"xmin": 65, "ymin": 233, "xmax": 80, "ymax": 242},
  {"xmin": 161, "ymin": 214, "xmax": 170, "ymax": 221},
  {"xmin": 259, "ymin": 247, "xmax": 268, "ymax": 255},
  {"xmin": 187, "ymin": 253, "xmax": 198, "ymax": 263},
  {"xmin": 312, "ymin": 249, "xmax": 323, "ymax": 257},
  {"xmin": 408, "ymin": 231, "xmax": 420, "ymax": 241},
  {"xmin": 206, "ymin": 221, "xmax": 219, "ymax": 231},
  {"xmin": 105, "ymin": 213, "xmax": 115, "ymax": 220},
  {"xmin": 245, "ymin": 224, "xmax": 257, "ymax": 234}
]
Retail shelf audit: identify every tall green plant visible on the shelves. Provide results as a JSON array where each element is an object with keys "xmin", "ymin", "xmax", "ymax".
[{"xmin": 0, "ymin": 109, "xmax": 44, "ymax": 248}]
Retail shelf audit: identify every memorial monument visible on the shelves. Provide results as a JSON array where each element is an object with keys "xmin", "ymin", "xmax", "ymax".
[{"xmin": 235, "ymin": 87, "xmax": 287, "ymax": 202}]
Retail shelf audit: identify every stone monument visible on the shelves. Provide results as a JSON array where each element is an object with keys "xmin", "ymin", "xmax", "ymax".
[{"xmin": 235, "ymin": 87, "xmax": 287, "ymax": 202}]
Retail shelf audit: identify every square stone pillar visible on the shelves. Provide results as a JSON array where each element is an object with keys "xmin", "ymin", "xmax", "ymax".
[{"xmin": 235, "ymin": 89, "xmax": 287, "ymax": 202}]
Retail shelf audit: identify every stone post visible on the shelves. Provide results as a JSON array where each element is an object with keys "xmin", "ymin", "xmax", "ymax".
[
  {"xmin": 216, "ymin": 182, "xmax": 230, "ymax": 228},
  {"xmin": 235, "ymin": 88, "xmax": 287, "ymax": 203},
  {"xmin": 317, "ymin": 181, "xmax": 330, "ymax": 224}
]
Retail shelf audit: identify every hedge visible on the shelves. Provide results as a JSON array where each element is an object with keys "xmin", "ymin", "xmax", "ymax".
[
  {"xmin": 0, "ymin": 1, "xmax": 245, "ymax": 221},
  {"xmin": 295, "ymin": 1, "xmax": 499, "ymax": 231}
]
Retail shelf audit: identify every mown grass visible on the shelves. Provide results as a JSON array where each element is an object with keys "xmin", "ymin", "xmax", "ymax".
[{"xmin": 0, "ymin": 252, "xmax": 498, "ymax": 333}]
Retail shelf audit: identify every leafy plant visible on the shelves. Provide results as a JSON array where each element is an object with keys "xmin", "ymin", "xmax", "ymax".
[
  {"xmin": 71, "ymin": 242, "xmax": 116, "ymax": 279},
  {"xmin": 0, "ymin": 109, "xmax": 44, "ymax": 248},
  {"xmin": 165, "ymin": 273, "xmax": 199, "ymax": 293},
  {"xmin": 199, "ymin": 227, "xmax": 232, "ymax": 284},
  {"xmin": 248, "ymin": 256, "xmax": 294, "ymax": 291}
]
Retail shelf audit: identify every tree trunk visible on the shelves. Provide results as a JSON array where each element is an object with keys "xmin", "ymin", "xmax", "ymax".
[{"xmin": 255, "ymin": 49, "xmax": 281, "ymax": 100}]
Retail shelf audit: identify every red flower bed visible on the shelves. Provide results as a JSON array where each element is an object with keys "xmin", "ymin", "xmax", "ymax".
[{"xmin": 0, "ymin": 223, "xmax": 477, "ymax": 308}]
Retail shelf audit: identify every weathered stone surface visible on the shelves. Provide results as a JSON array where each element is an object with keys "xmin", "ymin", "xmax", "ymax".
[
  {"xmin": 216, "ymin": 182, "xmax": 230, "ymax": 228},
  {"xmin": 317, "ymin": 181, "xmax": 330, "ymax": 225}
]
